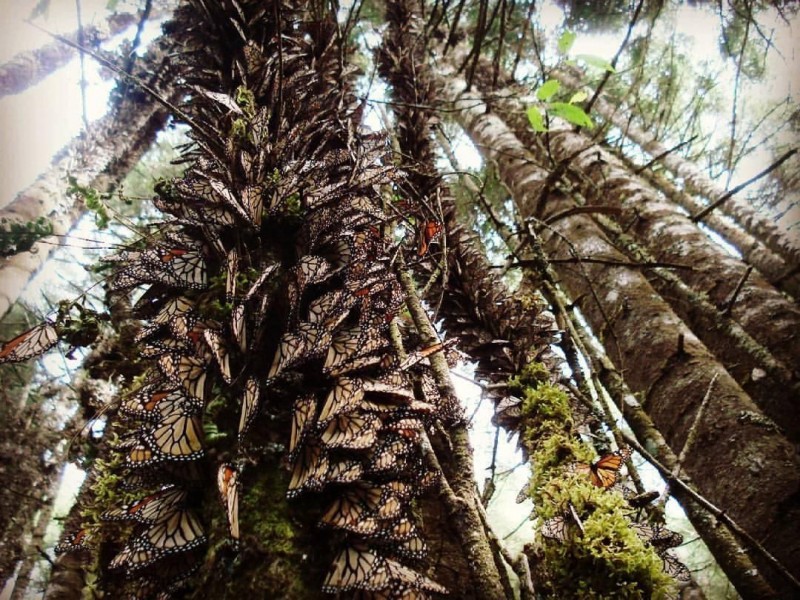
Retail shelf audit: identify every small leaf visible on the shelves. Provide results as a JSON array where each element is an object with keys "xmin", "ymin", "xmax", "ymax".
[
  {"xmin": 547, "ymin": 103, "xmax": 594, "ymax": 129},
  {"xmin": 569, "ymin": 90, "xmax": 588, "ymax": 104},
  {"xmin": 526, "ymin": 106, "xmax": 547, "ymax": 132},
  {"xmin": 575, "ymin": 54, "xmax": 616, "ymax": 73},
  {"xmin": 558, "ymin": 31, "xmax": 577, "ymax": 55},
  {"xmin": 536, "ymin": 80, "xmax": 560, "ymax": 102}
]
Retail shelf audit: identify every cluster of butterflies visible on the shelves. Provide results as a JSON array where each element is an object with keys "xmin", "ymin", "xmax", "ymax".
[
  {"xmin": 540, "ymin": 507, "xmax": 690, "ymax": 584},
  {"xmin": 531, "ymin": 446, "xmax": 691, "ymax": 585},
  {"xmin": 5, "ymin": 2, "xmax": 457, "ymax": 597}
]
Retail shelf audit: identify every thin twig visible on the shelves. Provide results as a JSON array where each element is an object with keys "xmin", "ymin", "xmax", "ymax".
[
  {"xmin": 692, "ymin": 147, "xmax": 798, "ymax": 222},
  {"xmin": 674, "ymin": 373, "xmax": 718, "ymax": 477},
  {"xmin": 633, "ymin": 135, "xmax": 696, "ymax": 174},
  {"xmin": 508, "ymin": 257, "xmax": 693, "ymax": 271},
  {"xmin": 721, "ymin": 265, "xmax": 753, "ymax": 316},
  {"xmin": 74, "ymin": 0, "xmax": 89, "ymax": 133},
  {"xmin": 583, "ymin": 0, "xmax": 646, "ymax": 117}
]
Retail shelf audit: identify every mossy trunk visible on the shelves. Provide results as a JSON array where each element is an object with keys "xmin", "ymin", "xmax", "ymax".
[
  {"xmin": 480, "ymin": 78, "xmax": 800, "ymax": 447},
  {"xmin": 440, "ymin": 74, "xmax": 800, "ymax": 597}
]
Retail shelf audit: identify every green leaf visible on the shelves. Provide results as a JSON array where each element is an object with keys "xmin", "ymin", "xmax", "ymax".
[
  {"xmin": 526, "ymin": 106, "xmax": 547, "ymax": 132},
  {"xmin": 547, "ymin": 103, "xmax": 594, "ymax": 129},
  {"xmin": 536, "ymin": 80, "xmax": 560, "ymax": 102},
  {"xmin": 575, "ymin": 54, "xmax": 616, "ymax": 73},
  {"xmin": 569, "ymin": 90, "xmax": 588, "ymax": 104},
  {"xmin": 557, "ymin": 31, "xmax": 577, "ymax": 55}
]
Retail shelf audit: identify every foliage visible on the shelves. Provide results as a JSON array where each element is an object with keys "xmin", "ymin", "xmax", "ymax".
[{"xmin": 0, "ymin": 217, "xmax": 53, "ymax": 257}]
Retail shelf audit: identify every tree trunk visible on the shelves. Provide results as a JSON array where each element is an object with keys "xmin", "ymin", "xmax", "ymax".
[
  {"xmin": 547, "ymin": 68, "xmax": 800, "ymax": 271},
  {"xmin": 440, "ymin": 74, "xmax": 800, "ymax": 596},
  {"xmin": 0, "ymin": 37, "xmax": 175, "ymax": 319},
  {"xmin": 0, "ymin": 13, "xmax": 141, "ymax": 98},
  {"xmin": 481, "ymin": 83, "xmax": 800, "ymax": 446},
  {"xmin": 617, "ymin": 147, "xmax": 800, "ymax": 300}
]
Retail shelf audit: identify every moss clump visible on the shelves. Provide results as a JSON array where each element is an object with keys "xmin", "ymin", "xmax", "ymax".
[
  {"xmin": 195, "ymin": 461, "xmax": 321, "ymax": 599},
  {"xmin": 509, "ymin": 362, "xmax": 676, "ymax": 599}
]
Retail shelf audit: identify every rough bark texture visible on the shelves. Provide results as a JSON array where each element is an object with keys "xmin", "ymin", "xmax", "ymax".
[
  {"xmin": 440, "ymin": 76, "xmax": 800, "ymax": 595},
  {"xmin": 0, "ymin": 14, "xmax": 139, "ymax": 98},
  {"xmin": 481, "ymin": 86, "xmax": 800, "ymax": 446},
  {"xmin": 378, "ymin": 3, "xmax": 508, "ymax": 596},
  {"xmin": 546, "ymin": 69, "xmax": 800, "ymax": 271},
  {"xmin": 0, "ymin": 40, "xmax": 175, "ymax": 319},
  {"xmin": 619, "ymin": 150, "xmax": 800, "ymax": 300}
]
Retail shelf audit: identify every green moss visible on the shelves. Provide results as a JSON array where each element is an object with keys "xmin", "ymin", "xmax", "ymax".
[
  {"xmin": 195, "ymin": 461, "xmax": 321, "ymax": 599},
  {"xmin": 508, "ymin": 362, "xmax": 676, "ymax": 598}
]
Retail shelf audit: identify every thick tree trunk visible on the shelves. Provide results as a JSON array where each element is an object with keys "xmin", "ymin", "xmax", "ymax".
[
  {"xmin": 481, "ymin": 85, "xmax": 800, "ymax": 446},
  {"xmin": 440, "ymin": 75, "xmax": 800, "ymax": 596},
  {"xmin": 617, "ymin": 149, "xmax": 800, "ymax": 300},
  {"xmin": 0, "ymin": 81, "xmax": 173, "ymax": 320},
  {"xmin": 547, "ymin": 68, "xmax": 800, "ymax": 271},
  {"xmin": 0, "ymin": 13, "xmax": 139, "ymax": 98}
]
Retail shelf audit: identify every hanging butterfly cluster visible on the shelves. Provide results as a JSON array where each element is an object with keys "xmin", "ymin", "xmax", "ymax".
[{"xmin": 9, "ymin": 0, "xmax": 458, "ymax": 597}]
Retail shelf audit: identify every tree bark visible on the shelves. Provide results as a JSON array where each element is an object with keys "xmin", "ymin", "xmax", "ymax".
[
  {"xmin": 440, "ymin": 75, "xmax": 800, "ymax": 596},
  {"xmin": 0, "ymin": 51, "xmax": 174, "ymax": 319},
  {"xmin": 0, "ymin": 14, "xmax": 140, "ymax": 98},
  {"xmin": 547, "ymin": 67, "xmax": 800, "ymax": 272},
  {"xmin": 481, "ymin": 85, "xmax": 800, "ymax": 446}
]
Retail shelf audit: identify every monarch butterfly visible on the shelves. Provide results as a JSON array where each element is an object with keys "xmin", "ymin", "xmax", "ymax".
[
  {"xmin": 321, "ymin": 546, "xmax": 388, "ymax": 592},
  {"xmin": 324, "ymin": 327, "xmax": 389, "ymax": 374},
  {"xmin": 134, "ymin": 297, "xmax": 195, "ymax": 343},
  {"xmin": 269, "ymin": 323, "xmax": 330, "ymax": 378},
  {"xmin": 322, "ymin": 546, "xmax": 447, "ymax": 595},
  {"xmin": 373, "ymin": 517, "xmax": 417, "ymax": 542},
  {"xmin": 417, "ymin": 220, "xmax": 443, "ymax": 257},
  {"xmin": 203, "ymin": 328, "xmax": 231, "ymax": 383},
  {"xmin": 392, "ymin": 535, "xmax": 428, "ymax": 561},
  {"xmin": 159, "ymin": 354, "xmax": 209, "ymax": 403},
  {"xmin": 320, "ymin": 484, "xmax": 403, "ymax": 533},
  {"xmin": 54, "ymin": 527, "xmax": 94, "ymax": 554},
  {"xmin": 102, "ymin": 486, "xmax": 187, "ymax": 524},
  {"xmin": 320, "ymin": 498, "xmax": 382, "ymax": 536},
  {"xmin": 140, "ymin": 246, "xmax": 207, "ymax": 289},
  {"xmin": 631, "ymin": 521, "xmax": 684, "ymax": 552},
  {"xmin": 368, "ymin": 436, "xmax": 415, "ymax": 474},
  {"xmin": 217, "ymin": 463, "xmax": 240, "ymax": 542},
  {"xmin": 140, "ymin": 337, "xmax": 193, "ymax": 359},
  {"xmin": 307, "ymin": 289, "xmax": 355, "ymax": 330},
  {"xmin": 128, "ymin": 549, "xmax": 203, "ymax": 598},
  {"xmin": 324, "ymin": 458, "xmax": 363, "ymax": 487},
  {"xmin": 287, "ymin": 442, "xmax": 329, "ymax": 497},
  {"xmin": 576, "ymin": 447, "xmax": 632, "ymax": 489},
  {"xmin": 113, "ymin": 508, "xmax": 206, "ymax": 571},
  {"xmin": 238, "ymin": 376, "xmax": 261, "ymax": 441},
  {"xmin": 119, "ymin": 381, "xmax": 198, "ymax": 423},
  {"xmin": 142, "ymin": 410, "xmax": 205, "ymax": 461},
  {"xmin": 231, "ymin": 304, "xmax": 247, "ymax": 352},
  {"xmin": 0, "ymin": 322, "xmax": 59, "ymax": 364},
  {"xmin": 383, "ymin": 418, "xmax": 424, "ymax": 441},
  {"xmin": 319, "ymin": 378, "xmax": 365, "ymax": 422},
  {"xmin": 225, "ymin": 247, "xmax": 239, "ymax": 299},
  {"xmin": 290, "ymin": 394, "xmax": 317, "ymax": 455},
  {"xmin": 320, "ymin": 413, "xmax": 381, "ymax": 450},
  {"xmin": 207, "ymin": 176, "xmax": 253, "ymax": 225},
  {"xmin": 241, "ymin": 182, "xmax": 264, "ymax": 226},
  {"xmin": 540, "ymin": 515, "xmax": 569, "ymax": 542},
  {"xmin": 361, "ymin": 372, "xmax": 414, "ymax": 400},
  {"xmin": 662, "ymin": 551, "xmax": 691, "ymax": 582}
]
